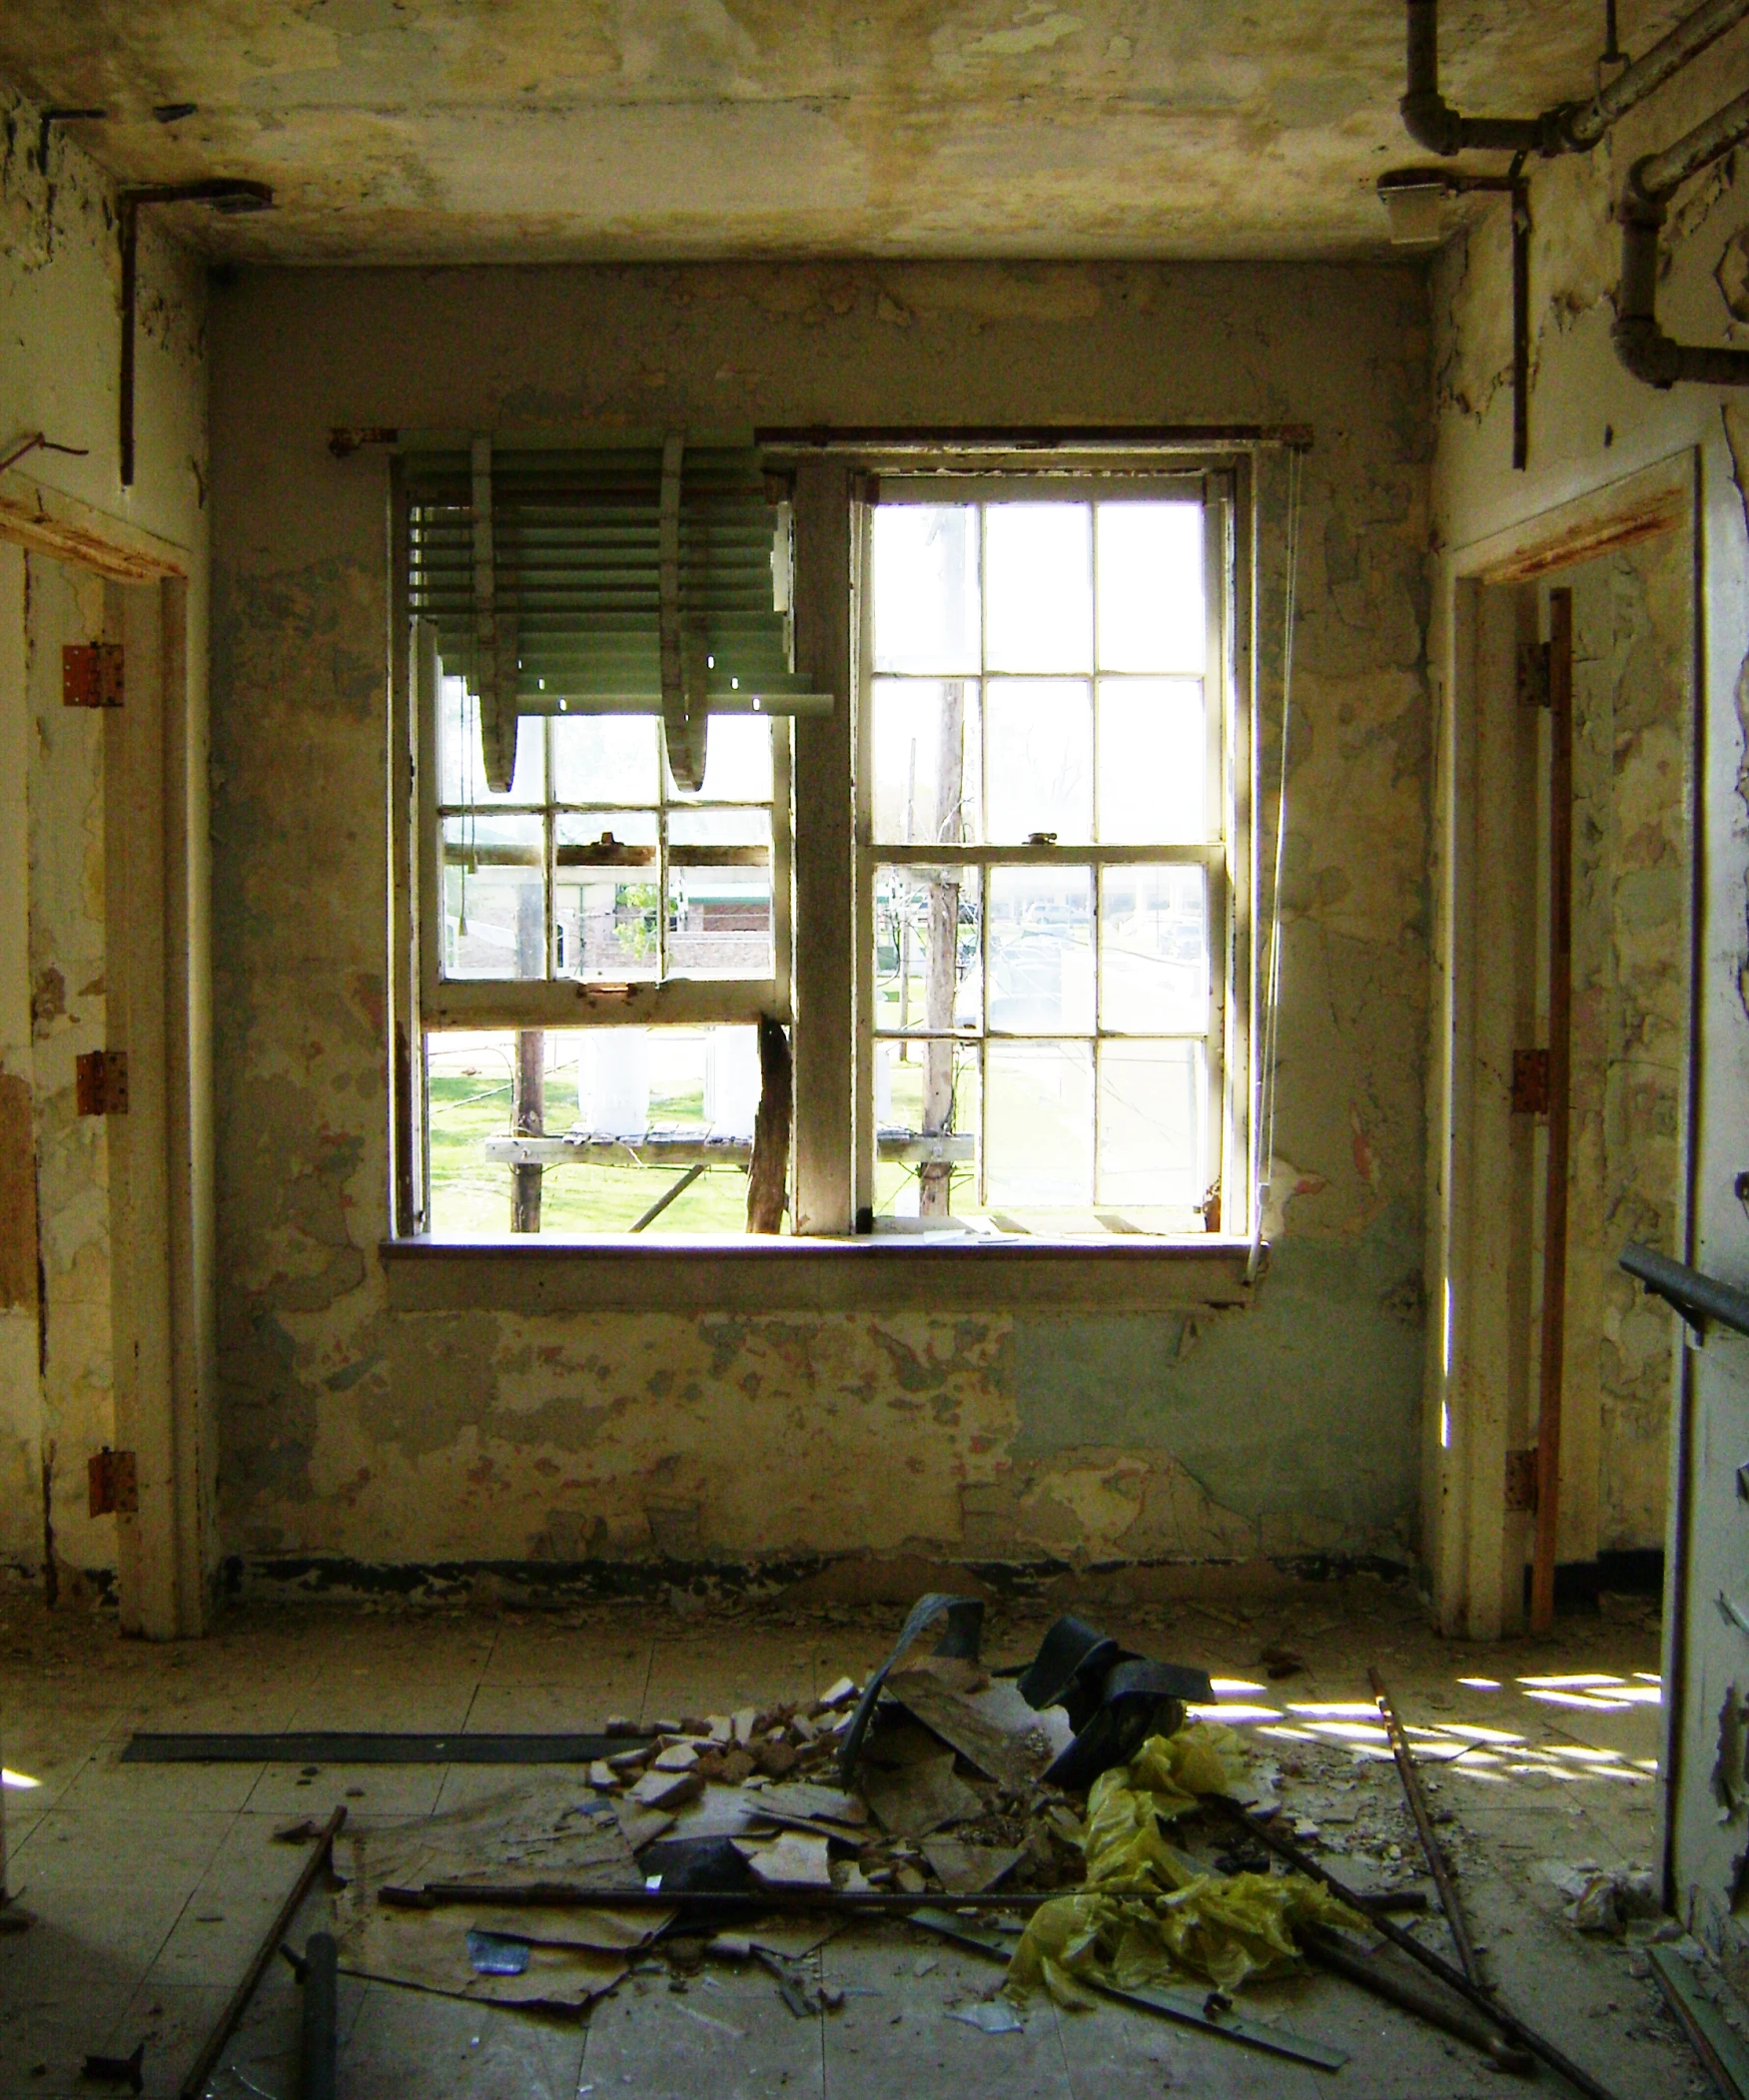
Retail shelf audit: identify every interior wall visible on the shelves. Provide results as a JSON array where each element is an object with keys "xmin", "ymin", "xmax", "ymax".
[
  {"xmin": 208, "ymin": 259, "xmax": 1433, "ymax": 1595},
  {"xmin": 1423, "ymin": 38, "xmax": 1749, "ymax": 1938},
  {"xmin": 0, "ymin": 84, "xmax": 212, "ymax": 1598}
]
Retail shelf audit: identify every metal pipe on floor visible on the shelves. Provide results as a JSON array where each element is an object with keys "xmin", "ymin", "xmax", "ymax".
[
  {"xmin": 299, "ymin": 1931, "xmax": 338, "ymax": 2100},
  {"xmin": 178, "ymin": 1805, "xmax": 346, "ymax": 2100}
]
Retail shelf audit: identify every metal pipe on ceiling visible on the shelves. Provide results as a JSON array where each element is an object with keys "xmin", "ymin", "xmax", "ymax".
[
  {"xmin": 1401, "ymin": 0, "xmax": 1749, "ymax": 159},
  {"xmin": 1613, "ymin": 85, "xmax": 1749, "ymax": 388}
]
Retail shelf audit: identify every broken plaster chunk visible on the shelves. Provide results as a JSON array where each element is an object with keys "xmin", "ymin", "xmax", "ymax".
[
  {"xmin": 631, "ymin": 1767, "xmax": 705, "ymax": 1811},
  {"xmin": 895, "ymin": 1865, "xmax": 928, "ymax": 1894},
  {"xmin": 653, "ymin": 1743, "xmax": 700, "ymax": 1772},
  {"xmin": 818, "ymin": 1677, "xmax": 858, "ymax": 1710},
  {"xmin": 707, "ymin": 1715, "xmax": 733, "ymax": 1744},
  {"xmin": 607, "ymin": 1746, "xmax": 652, "ymax": 1773},
  {"xmin": 747, "ymin": 1832, "xmax": 834, "ymax": 1889},
  {"xmin": 732, "ymin": 1707, "xmax": 760, "ymax": 1746},
  {"xmin": 603, "ymin": 1716, "xmax": 640, "ymax": 1739},
  {"xmin": 587, "ymin": 1760, "xmax": 618, "ymax": 1791}
]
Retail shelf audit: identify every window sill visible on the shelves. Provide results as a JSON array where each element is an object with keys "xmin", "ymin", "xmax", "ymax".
[{"xmin": 379, "ymin": 1232, "xmax": 1260, "ymax": 1315}]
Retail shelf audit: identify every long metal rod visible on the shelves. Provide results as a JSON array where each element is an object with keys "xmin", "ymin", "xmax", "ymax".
[
  {"xmin": 299, "ymin": 1930, "xmax": 338, "ymax": 2100},
  {"xmin": 118, "ymin": 199, "xmax": 138, "ymax": 489},
  {"xmin": 1510, "ymin": 166, "xmax": 1531, "ymax": 473},
  {"xmin": 1621, "ymin": 1241, "xmax": 1749, "ymax": 1340},
  {"xmin": 179, "ymin": 1805, "xmax": 346, "ymax": 2100},
  {"xmin": 1531, "ymin": 586, "xmax": 1574, "ymax": 1636},
  {"xmin": 1367, "ymin": 1669, "xmax": 1482, "ymax": 1986},
  {"xmin": 1299, "ymin": 1925, "xmax": 1530, "ymax": 2073},
  {"xmin": 381, "ymin": 1881, "xmax": 1058, "ymax": 1912},
  {"xmin": 1209, "ymin": 1797, "xmax": 1627, "ymax": 2100}
]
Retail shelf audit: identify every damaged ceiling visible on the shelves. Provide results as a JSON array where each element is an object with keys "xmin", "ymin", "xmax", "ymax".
[{"xmin": 0, "ymin": 0, "xmax": 1700, "ymax": 263}]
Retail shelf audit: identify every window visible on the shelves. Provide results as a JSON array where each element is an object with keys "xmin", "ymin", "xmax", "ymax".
[
  {"xmin": 861, "ymin": 482, "xmax": 1233, "ymax": 1234},
  {"xmin": 398, "ymin": 444, "xmax": 1248, "ymax": 1241}
]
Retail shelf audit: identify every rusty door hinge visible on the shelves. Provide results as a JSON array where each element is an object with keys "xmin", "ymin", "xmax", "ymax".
[
  {"xmin": 1517, "ymin": 640, "xmax": 1550, "ymax": 707},
  {"xmin": 88, "ymin": 1448, "xmax": 138, "ymax": 1517},
  {"xmin": 1511, "ymin": 1048, "xmax": 1550, "ymax": 1115},
  {"xmin": 62, "ymin": 642, "xmax": 124, "ymax": 708},
  {"xmin": 1504, "ymin": 1448, "xmax": 1539, "ymax": 1513},
  {"xmin": 75, "ymin": 1050, "xmax": 129, "ymax": 1115}
]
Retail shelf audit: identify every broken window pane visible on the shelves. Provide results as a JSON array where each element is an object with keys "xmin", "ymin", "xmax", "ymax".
[
  {"xmin": 871, "ymin": 678, "xmax": 982, "ymax": 847},
  {"xmin": 1097, "ymin": 1040, "xmax": 1205, "ymax": 1209},
  {"xmin": 985, "ymin": 503, "xmax": 1093, "ymax": 673},
  {"xmin": 1095, "ymin": 501, "xmax": 1205, "ymax": 674},
  {"xmin": 873, "ymin": 865, "xmax": 982, "ymax": 1036},
  {"xmin": 665, "ymin": 864, "xmax": 773, "ymax": 978},
  {"xmin": 1099, "ymin": 865, "xmax": 1209, "ymax": 1034},
  {"xmin": 1097, "ymin": 678, "xmax": 1206, "ymax": 844},
  {"xmin": 985, "ymin": 680, "xmax": 1093, "ymax": 844},
  {"xmin": 872, "ymin": 505, "xmax": 980, "ymax": 675},
  {"xmin": 437, "ymin": 675, "xmax": 544, "ymax": 805},
  {"xmin": 986, "ymin": 1042, "xmax": 1094, "ymax": 1206},
  {"xmin": 988, "ymin": 865, "xmax": 1094, "ymax": 1034},
  {"xmin": 440, "ymin": 816, "xmax": 544, "ymax": 979},
  {"xmin": 550, "ymin": 714, "xmax": 660, "ymax": 806}
]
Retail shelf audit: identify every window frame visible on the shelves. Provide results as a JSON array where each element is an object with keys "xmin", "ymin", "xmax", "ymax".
[
  {"xmin": 850, "ymin": 467, "xmax": 1248, "ymax": 1234},
  {"xmin": 392, "ymin": 444, "xmax": 1258, "ymax": 1246}
]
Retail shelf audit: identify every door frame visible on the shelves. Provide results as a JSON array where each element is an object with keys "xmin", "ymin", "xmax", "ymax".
[{"xmin": 0, "ymin": 469, "xmax": 214, "ymax": 1638}]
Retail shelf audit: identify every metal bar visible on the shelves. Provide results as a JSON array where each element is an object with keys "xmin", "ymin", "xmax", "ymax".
[
  {"xmin": 299, "ymin": 1930, "xmax": 338, "ymax": 2100},
  {"xmin": 384, "ymin": 1882, "xmax": 1060, "ymax": 1912},
  {"xmin": 1622, "ymin": 1241, "xmax": 1749, "ymax": 1339},
  {"xmin": 118, "ymin": 199, "xmax": 139, "ymax": 489},
  {"xmin": 1208, "ymin": 1798, "xmax": 1627, "ymax": 2100},
  {"xmin": 178, "ymin": 1806, "xmax": 346, "ymax": 2100},
  {"xmin": 1649, "ymin": 1941, "xmax": 1749, "ymax": 2098},
  {"xmin": 1532, "ymin": 586, "xmax": 1574, "ymax": 1636},
  {"xmin": 1368, "ymin": 1670, "xmax": 1482, "ymax": 1987},
  {"xmin": 124, "ymin": 1732, "xmax": 646, "ymax": 1763},
  {"xmin": 1299, "ymin": 1925, "xmax": 1530, "ymax": 2073},
  {"xmin": 1511, "ymin": 167, "xmax": 1531, "ymax": 472},
  {"xmin": 907, "ymin": 1906, "xmax": 1346, "ymax": 2071},
  {"xmin": 877, "ymin": 842, "xmax": 1219, "ymax": 868},
  {"xmin": 757, "ymin": 424, "xmax": 1314, "ymax": 453},
  {"xmin": 629, "ymin": 1162, "xmax": 707, "ymax": 1232}
]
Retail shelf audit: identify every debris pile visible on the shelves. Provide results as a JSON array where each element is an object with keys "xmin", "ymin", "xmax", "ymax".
[{"xmin": 302, "ymin": 1599, "xmax": 1635, "ymax": 2098}]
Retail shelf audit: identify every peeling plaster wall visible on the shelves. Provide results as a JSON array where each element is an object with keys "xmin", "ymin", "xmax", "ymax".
[
  {"xmin": 209, "ymin": 259, "xmax": 1431, "ymax": 1589},
  {"xmin": 1425, "ymin": 37, "xmax": 1749, "ymax": 1944},
  {"xmin": 0, "ymin": 81, "xmax": 211, "ymax": 1587}
]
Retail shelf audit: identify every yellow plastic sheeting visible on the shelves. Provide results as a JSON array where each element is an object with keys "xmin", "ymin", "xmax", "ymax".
[{"xmin": 1010, "ymin": 1727, "xmax": 1365, "ymax": 2002}]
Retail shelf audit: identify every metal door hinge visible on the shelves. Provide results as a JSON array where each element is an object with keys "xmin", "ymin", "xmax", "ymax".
[
  {"xmin": 1504, "ymin": 1447, "xmax": 1539, "ymax": 1513},
  {"xmin": 62, "ymin": 642, "xmax": 124, "ymax": 708},
  {"xmin": 1511, "ymin": 1048, "xmax": 1549, "ymax": 1115},
  {"xmin": 1516, "ymin": 640, "xmax": 1550, "ymax": 707},
  {"xmin": 88, "ymin": 1447, "xmax": 138, "ymax": 1517},
  {"xmin": 75, "ymin": 1050, "xmax": 129, "ymax": 1115}
]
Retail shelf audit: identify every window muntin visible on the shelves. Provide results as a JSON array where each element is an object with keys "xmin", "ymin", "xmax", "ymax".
[
  {"xmin": 435, "ymin": 673, "xmax": 782, "ymax": 990},
  {"xmin": 865, "ymin": 486, "xmax": 1225, "ymax": 1231}
]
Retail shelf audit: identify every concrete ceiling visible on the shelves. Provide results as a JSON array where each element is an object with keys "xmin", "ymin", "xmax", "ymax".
[{"xmin": 0, "ymin": 2, "xmax": 1695, "ymax": 263}]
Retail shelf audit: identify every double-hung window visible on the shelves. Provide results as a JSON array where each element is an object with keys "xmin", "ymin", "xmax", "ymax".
[
  {"xmin": 859, "ymin": 477, "xmax": 1236, "ymax": 1235},
  {"xmin": 397, "ymin": 442, "xmax": 1248, "ymax": 1241}
]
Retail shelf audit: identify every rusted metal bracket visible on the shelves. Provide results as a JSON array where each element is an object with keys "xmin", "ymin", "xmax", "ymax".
[
  {"xmin": 1504, "ymin": 1447, "xmax": 1540, "ymax": 1512},
  {"xmin": 1510, "ymin": 1047, "xmax": 1549, "ymax": 1114},
  {"xmin": 62, "ymin": 642, "xmax": 124, "ymax": 708},
  {"xmin": 88, "ymin": 1448, "xmax": 138, "ymax": 1517},
  {"xmin": 75, "ymin": 1050, "xmax": 129, "ymax": 1116},
  {"xmin": 1517, "ymin": 638, "xmax": 1551, "ymax": 706}
]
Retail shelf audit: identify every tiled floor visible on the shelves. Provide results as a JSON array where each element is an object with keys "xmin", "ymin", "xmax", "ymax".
[{"xmin": 0, "ymin": 1580, "xmax": 1706, "ymax": 2097}]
